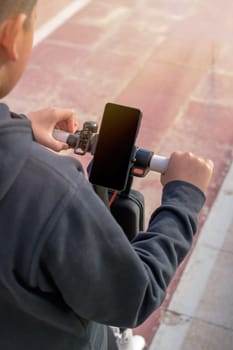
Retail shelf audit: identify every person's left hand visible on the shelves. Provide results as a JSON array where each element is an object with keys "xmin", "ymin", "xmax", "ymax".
[{"xmin": 28, "ymin": 107, "xmax": 78, "ymax": 151}]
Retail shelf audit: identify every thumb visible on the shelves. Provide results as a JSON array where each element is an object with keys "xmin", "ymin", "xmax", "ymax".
[
  {"xmin": 47, "ymin": 135, "xmax": 69, "ymax": 152},
  {"xmin": 52, "ymin": 140, "xmax": 69, "ymax": 152}
]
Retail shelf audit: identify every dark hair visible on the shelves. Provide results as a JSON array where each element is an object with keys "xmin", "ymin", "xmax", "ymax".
[{"xmin": 0, "ymin": 0, "xmax": 37, "ymax": 24}]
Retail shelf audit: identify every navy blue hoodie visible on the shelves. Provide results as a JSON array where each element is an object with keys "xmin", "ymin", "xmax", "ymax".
[{"xmin": 0, "ymin": 103, "xmax": 205, "ymax": 349}]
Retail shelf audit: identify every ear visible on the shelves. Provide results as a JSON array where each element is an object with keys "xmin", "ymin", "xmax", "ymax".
[{"xmin": 0, "ymin": 14, "xmax": 27, "ymax": 61}]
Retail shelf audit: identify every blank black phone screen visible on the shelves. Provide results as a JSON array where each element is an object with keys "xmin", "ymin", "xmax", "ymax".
[{"xmin": 89, "ymin": 103, "xmax": 142, "ymax": 190}]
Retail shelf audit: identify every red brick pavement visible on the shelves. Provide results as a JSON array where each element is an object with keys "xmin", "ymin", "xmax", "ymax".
[
  {"xmin": 36, "ymin": 0, "xmax": 75, "ymax": 27},
  {"xmin": 4, "ymin": 0, "xmax": 233, "ymax": 346}
]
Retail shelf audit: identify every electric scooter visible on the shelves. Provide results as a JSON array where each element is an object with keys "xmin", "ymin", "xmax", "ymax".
[{"xmin": 53, "ymin": 109, "xmax": 170, "ymax": 350}]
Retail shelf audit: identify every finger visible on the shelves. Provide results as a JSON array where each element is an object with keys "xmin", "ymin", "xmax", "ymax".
[
  {"xmin": 66, "ymin": 116, "xmax": 78, "ymax": 133},
  {"xmin": 46, "ymin": 132, "xmax": 69, "ymax": 152},
  {"xmin": 52, "ymin": 141, "xmax": 69, "ymax": 152},
  {"xmin": 56, "ymin": 111, "xmax": 78, "ymax": 133}
]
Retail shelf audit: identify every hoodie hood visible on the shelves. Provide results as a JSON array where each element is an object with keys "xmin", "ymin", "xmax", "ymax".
[{"xmin": 0, "ymin": 103, "xmax": 33, "ymax": 200}]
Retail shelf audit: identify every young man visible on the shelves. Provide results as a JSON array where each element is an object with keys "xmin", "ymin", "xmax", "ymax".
[{"xmin": 0, "ymin": 1, "xmax": 213, "ymax": 350}]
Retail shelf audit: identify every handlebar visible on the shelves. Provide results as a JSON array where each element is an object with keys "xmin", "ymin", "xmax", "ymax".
[
  {"xmin": 53, "ymin": 129, "xmax": 170, "ymax": 174},
  {"xmin": 149, "ymin": 154, "xmax": 170, "ymax": 174},
  {"xmin": 53, "ymin": 129, "xmax": 70, "ymax": 143}
]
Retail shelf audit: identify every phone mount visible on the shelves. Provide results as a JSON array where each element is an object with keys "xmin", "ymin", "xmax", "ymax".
[
  {"xmin": 64, "ymin": 121, "xmax": 98, "ymax": 156},
  {"xmin": 53, "ymin": 121, "xmax": 158, "ymax": 189}
]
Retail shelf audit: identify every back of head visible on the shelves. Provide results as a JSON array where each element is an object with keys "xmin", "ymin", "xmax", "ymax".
[
  {"xmin": 0, "ymin": 0, "xmax": 37, "ymax": 24},
  {"xmin": 0, "ymin": 0, "xmax": 38, "ymax": 98}
]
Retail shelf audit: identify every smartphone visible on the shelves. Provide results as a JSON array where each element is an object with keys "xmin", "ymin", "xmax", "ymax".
[{"xmin": 89, "ymin": 102, "xmax": 142, "ymax": 191}]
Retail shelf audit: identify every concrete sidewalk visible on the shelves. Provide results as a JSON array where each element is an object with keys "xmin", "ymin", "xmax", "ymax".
[{"xmin": 150, "ymin": 162, "xmax": 233, "ymax": 350}]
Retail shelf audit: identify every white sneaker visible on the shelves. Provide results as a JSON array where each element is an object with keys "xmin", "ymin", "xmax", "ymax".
[
  {"xmin": 131, "ymin": 334, "xmax": 147, "ymax": 350},
  {"xmin": 115, "ymin": 328, "xmax": 147, "ymax": 350}
]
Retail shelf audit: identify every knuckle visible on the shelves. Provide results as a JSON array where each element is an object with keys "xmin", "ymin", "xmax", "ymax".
[
  {"xmin": 171, "ymin": 150, "xmax": 182, "ymax": 158},
  {"xmin": 206, "ymin": 159, "xmax": 214, "ymax": 172},
  {"xmin": 48, "ymin": 106, "xmax": 57, "ymax": 115},
  {"xmin": 186, "ymin": 151, "xmax": 195, "ymax": 158}
]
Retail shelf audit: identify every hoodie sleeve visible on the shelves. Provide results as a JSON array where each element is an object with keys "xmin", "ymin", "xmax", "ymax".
[
  {"xmin": 41, "ymin": 180, "xmax": 205, "ymax": 328},
  {"xmin": 10, "ymin": 111, "xmax": 36, "ymax": 140},
  {"xmin": 10, "ymin": 111, "xmax": 27, "ymax": 120}
]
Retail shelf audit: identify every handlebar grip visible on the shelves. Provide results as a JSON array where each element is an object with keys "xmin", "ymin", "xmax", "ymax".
[
  {"xmin": 149, "ymin": 154, "xmax": 170, "ymax": 173},
  {"xmin": 53, "ymin": 129, "xmax": 170, "ymax": 173},
  {"xmin": 53, "ymin": 129, "xmax": 70, "ymax": 143}
]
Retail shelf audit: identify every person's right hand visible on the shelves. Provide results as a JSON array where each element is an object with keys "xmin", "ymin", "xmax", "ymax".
[
  {"xmin": 161, "ymin": 151, "xmax": 214, "ymax": 193},
  {"xmin": 27, "ymin": 107, "xmax": 78, "ymax": 152}
]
